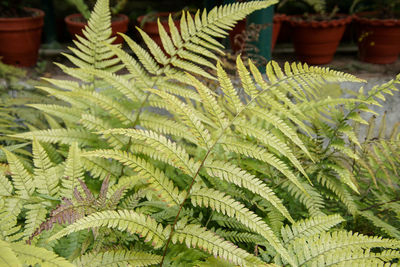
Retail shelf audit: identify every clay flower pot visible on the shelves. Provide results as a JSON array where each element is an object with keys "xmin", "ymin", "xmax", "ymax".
[
  {"xmin": 0, "ymin": 8, "xmax": 44, "ymax": 67},
  {"xmin": 272, "ymin": 14, "xmax": 287, "ymax": 50},
  {"xmin": 137, "ymin": 12, "xmax": 180, "ymax": 47},
  {"xmin": 354, "ymin": 14, "xmax": 400, "ymax": 64},
  {"xmin": 289, "ymin": 15, "xmax": 352, "ymax": 65},
  {"xmin": 65, "ymin": 13, "xmax": 129, "ymax": 44}
]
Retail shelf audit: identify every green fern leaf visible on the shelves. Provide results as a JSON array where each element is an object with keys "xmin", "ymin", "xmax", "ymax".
[
  {"xmin": 48, "ymin": 210, "xmax": 167, "ymax": 249},
  {"xmin": 0, "ymin": 172, "xmax": 13, "ymax": 196},
  {"xmin": 221, "ymin": 137, "xmax": 308, "ymax": 195},
  {"xmin": 0, "ymin": 240, "xmax": 21, "ymax": 267},
  {"xmin": 83, "ymin": 149, "xmax": 182, "ymax": 206},
  {"xmin": 204, "ymin": 160, "xmax": 292, "ymax": 222},
  {"xmin": 81, "ymin": 156, "xmax": 122, "ymax": 180},
  {"xmin": 3, "ymin": 149, "xmax": 34, "ymax": 197},
  {"xmin": 32, "ymin": 139, "xmax": 59, "ymax": 197},
  {"xmin": 74, "ymin": 249, "xmax": 162, "ymax": 267},
  {"xmin": 290, "ymin": 230, "xmax": 400, "ymax": 266},
  {"xmin": 9, "ymin": 241, "xmax": 74, "ymax": 267},
  {"xmin": 24, "ymin": 204, "xmax": 47, "ymax": 238},
  {"xmin": 281, "ymin": 214, "xmax": 344, "ymax": 244},
  {"xmin": 173, "ymin": 223, "xmax": 272, "ymax": 266},
  {"xmin": 12, "ymin": 129, "xmax": 100, "ymax": 147},
  {"xmin": 61, "ymin": 142, "xmax": 84, "ymax": 198},
  {"xmin": 101, "ymin": 129, "xmax": 200, "ymax": 176},
  {"xmin": 190, "ymin": 187, "xmax": 295, "ymax": 266}
]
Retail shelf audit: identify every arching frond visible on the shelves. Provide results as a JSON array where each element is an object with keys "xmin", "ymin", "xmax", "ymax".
[
  {"xmin": 8, "ymin": 241, "xmax": 74, "ymax": 267},
  {"xmin": 172, "ymin": 224, "xmax": 269, "ymax": 266},
  {"xmin": 61, "ymin": 142, "xmax": 84, "ymax": 198},
  {"xmin": 2, "ymin": 149, "xmax": 34, "ymax": 197},
  {"xmin": 49, "ymin": 210, "xmax": 167, "ymax": 249},
  {"xmin": 190, "ymin": 187, "xmax": 295, "ymax": 266},
  {"xmin": 204, "ymin": 160, "xmax": 292, "ymax": 222},
  {"xmin": 281, "ymin": 214, "xmax": 344, "ymax": 244},
  {"xmin": 83, "ymin": 150, "xmax": 183, "ymax": 206}
]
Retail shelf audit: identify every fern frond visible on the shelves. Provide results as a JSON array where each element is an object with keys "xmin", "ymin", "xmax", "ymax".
[
  {"xmin": 360, "ymin": 210, "xmax": 400, "ymax": 239},
  {"xmin": 12, "ymin": 129, "xmax": 100, "ymax": 147},
  {"xmin": 190, "ymin": 187, "xmax": 294, "ymax": 265},
  {"xmin": 172, "ymin": 223, "xmax": 270, "ymax": 266},
  {"xmin": 149, "ymin": 89, "xmax": 212, "ymax": 149},
  {"xmin": 139, "ymin": 112, "xmax": 197, "ymax": 144},
  {"xmin": 281, "ymin": 214, "xmax": 344, "ymax": 244},
  {"xmin": 204, "ymin": 160, "xmax": 292, "ymax": 222},
  {"xmin": 0, "ymin": 240, "xmax": 20, "ymax": 267},
  {"xmin": 49, "ymin": 210, "xmax": 167, "ymax": 249},
  {"xmin": 9, "ymin": 241, "xmax": 74, "ymax": 267},
  {"xmin": 73, "ymin": 249, "xmax": 162, "ymax": 267},
  {"xmin": 216, "ymin": 61, "xmax": 243, "ymax": 114},
  {"xmin": 79, "ymin": 114, "xmax": 127, "ymax": 149},
  {"xmin": 322, "ymin": 248, "xmax": 400, "ymax": 266},
  {"xmin": 28, "ymin": 104, "xmax": 82, "ymax": 124},
  {"xmin": 248, "ymin": 106, "xmax": 313, "ymax": 162},
  {"xmin": 61, "ymin": 142, "xmax": 84, "ymax": 198},
  {"xmin": 0, "ymin": 172, "xmax": 13, "ymax": 196},
  {"xmin": 100, "ymin": 129, "xmax": 200, "ymax": 176},
  {"xmin": 71, "ymin": 90, "xmax": 135, "ymax": 125},
  {"xmin": 316, "ymin": 171, "xmax": 358, "ymax": 215},
  {"xmin": 83, "ymin": 149, "xmax": 183, "ymax": 206},
  {"xmin": 66, "ymin": 0, "xmax": 120, "ymax": 75},
  {"xmin": 23, "ymin": 204, "xmax": 47, "ymax": 238},
  {"xmin": 280, "ymin": 179, "xmax": 325, "ymax": 218},
  {"xmin": 221, "ymin": 137, "xmax": 308, "ymax": 194},
  {"xmin": 81, "ymin": 68, "xmax": 145, "ymax": 102},
  {"xmin": 32, "ymin": 139, "xmax": 59, "ymax": 197},
  {"xmin": 214, "ymin": 229, "xmax": 264, "ymax": 244},
  {"xmin": 81, "ymin": 156, "xmax": 122, "ymax": 180},
  {"xmin": 290, "ymin": 230, "xmax": 400, "ymax": 266},
  {"xmin": 3, "ymin": 149, "xmax": 34, "ymax": 197},
  {"xmin": 234, "ymin": 118, "xmax": 309, "ymax": 178},
  {"xmin": 185, "ymin": 73, "xmax": 229, "ymax": 129}
]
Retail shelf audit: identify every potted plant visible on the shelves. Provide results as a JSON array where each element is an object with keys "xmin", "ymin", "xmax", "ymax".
[
  {"xmin": 352, "ymin": 0, "xmax": 400, "ymax": 64},
  {"xmin": 0, "ymin": 1, "xmax": 44, "ymax": 67},
  {"xmin": 284, "ymin": 0, "xmax": 352, "ymax": 64},
  {"xmin": 65, "ymin": 0, "xmax": 129, "ymax": 44}
]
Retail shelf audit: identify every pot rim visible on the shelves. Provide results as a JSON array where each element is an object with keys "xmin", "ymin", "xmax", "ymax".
[
  {"xmin": 0, "ymin": 7, "xmax": 44, "ymax": 22},
  {"xmin": 273, "ymin": 13, "xmax": 287, "ymax": 23},
  {"xmin": 289, "ymin": 14, "xmax": 352, "ymax": 28},
  {"xmin": 65, "ymin": 13, "xmax": 129, "ymax": 26},
  {"xmin": 354, "ymin": 12, "xmax": 400, "ymax": 26},
  {"xmin": 137, "ymin": 12, "xmax": 181, "ymax": 25}
]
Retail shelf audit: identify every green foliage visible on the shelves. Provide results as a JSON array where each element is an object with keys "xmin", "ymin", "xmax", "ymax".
[
  {"xmin": 1, "ymin": 0, "xmax": 400, "ymax": 266},
  {"xmin": 0, "ymin": 62, "xmax": 61, "ymax": 163},
  {"xmin": 67, "ymin": 0, "xmax": 127, "ymax": 20}
]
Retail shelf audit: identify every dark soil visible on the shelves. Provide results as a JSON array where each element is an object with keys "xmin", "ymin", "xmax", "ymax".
[
  {"xmin": 0, "ymin": 7, "xmax": 34, "ymax": 18},
  {"xmin": 70, "ymin": 14, "xmax": 126, "ymax": 23},
  {"xmin": 291, "ymin": 14, "xmax": 348, "ymax": 22}
]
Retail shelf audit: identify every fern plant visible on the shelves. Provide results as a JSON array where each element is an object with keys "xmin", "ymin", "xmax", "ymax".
[{"xmin": 2, "ymin": 0, "xmax": 400, "ymax": 266}]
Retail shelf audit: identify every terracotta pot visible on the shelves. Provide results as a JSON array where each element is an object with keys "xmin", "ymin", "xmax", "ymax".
[
  {"xmin": 272, "ymin": 14, "xmax": 287, "ymax": 50},
  {"xmin": 289, "ymin": 15, "xmax": 352, "ymax": 65},
  {"xmin": 65, "ymin": 13, "xmax": 129, "ymax": 44},
  {"xmin": 137, "ymin": 12, "xmax": 180, "ymax": 47},
  {"xmin": 354, "ymin": 14, "xmax": 400, "ymax": 64},
  {"xmin": 0, "ymin": 8, "xmax": 44, "ymax": 67},
  {"xmin": 229, "ymin": 18, "xmax": 247, "ymax": 53}
]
